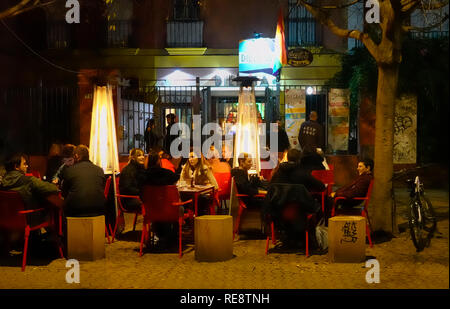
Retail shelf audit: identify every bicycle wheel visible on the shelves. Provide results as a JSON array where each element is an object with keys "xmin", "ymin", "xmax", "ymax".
[
  {"xmin": 419, "ymin": 193, "xmax": 437, "ymax": 240},
  {"xmin": 409, "ymin": 200, "xmax": 426, "ymax": 252}
]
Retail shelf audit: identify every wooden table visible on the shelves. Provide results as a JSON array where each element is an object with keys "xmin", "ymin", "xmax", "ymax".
[{"xmin": 177, "ymin": 184, "xmax": 215, "ymax": 217}]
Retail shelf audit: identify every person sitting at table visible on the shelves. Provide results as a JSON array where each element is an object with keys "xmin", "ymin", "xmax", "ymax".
[
  {"xmin": 329, "ymin": 158, "xmax": 374, "ymax": 212},
  {"xmin": 0, "ymin": 153, "xmax": 62, "ymax": 246},
  {"xmin": 61, "ymin": 145, "xmax": 106, "ymax": 217},
  {"xmin": 44, "ymin": 143, "xmax": 63, "ymax": 182},
  {"xmin": 141, "ymin": 151, "xmax": 180, "ymax": 249},
  {"xmin": 231, "ymin": 152, "xmax": 267, "ymax": 208},
  {"xmin": 51, "ymin": 144, "xmax": 76, "ymax": 185},
  {"xmin": 299, "ymin": 145, "xmax": 327, "ymax": 172},
  {"xmin": 179, "ymin": 150, "xmax": 218, "ymax": 215},
  {"xmin": 180, "ymin": 150, "xmax": 218, "ymax": 189},
  {"xmin": 143, "ymin": 151, "xmax": 179, "ymax": 186},
  {"xmin": 271, "ymin": 149, "xmax": 325, "ymax": 192},
  {"xmin": 119, "ymin": 148, "xmax": 146, "ymax": 212}
]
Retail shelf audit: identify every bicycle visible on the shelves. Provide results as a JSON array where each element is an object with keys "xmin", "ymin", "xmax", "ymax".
[{"xmin": 406, "ymin": 175, "xmax": 437, "ymax": 252}]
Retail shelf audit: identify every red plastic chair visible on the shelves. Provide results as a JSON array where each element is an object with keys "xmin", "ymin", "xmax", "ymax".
[
  {"xmin": 112, "ymin": 177, "xmax": 143, "ymax": 242},
  {"xmin": 265, "ymin": 203, "xmax": 315, "ymax": 257},
  {"xmin": 310, "ymin": 169, "xmax": 335, "ymax": 213},
  {"xmin": 0, "ymin": 190, "xmax": 64, "ymax": 271},
  {"xmin": 331, "ymin": 179, "xmax": 374, "ymax": 248},
  {"xmin": 213, "ymin": 172, "xmax": 231, "ymax": 210},
  {"xmin": 104, "ymin": 176, "xmax": 113, "ymax": 244},
  {"xmin": 25, "ymin": 171, "xmax": 41, "ymax": 179},
  {"xmin": 231, "ymin": 177, "xmax": 266, "ymax": 240},
  {"xmin": 139, "ymin": 185, "xmax": 193, "ymax": 257},
  {"xmin": 260, "ymin": 169, "xmax": 273, "ymax": 181},
  {"xmin": 119, "ymin": 162, "xmax": 128, "ymax": 172},
  {"xmin": 161, "ymin": 158, "xmax": 176, "ymax": 172}
]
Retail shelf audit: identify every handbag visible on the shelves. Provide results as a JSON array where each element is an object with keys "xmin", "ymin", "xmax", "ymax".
[{"xmin": 315, "ymin": 217, "xmax": 328, "ymax": 251}]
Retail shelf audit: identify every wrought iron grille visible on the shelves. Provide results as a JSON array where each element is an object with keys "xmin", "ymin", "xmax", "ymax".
[
  {"xmin": 0, "ymin": 87, "xmax": 76, "ymax": 155},
  {"xmin": 288, "ymin": 0, "xmax": 322, "ymax": 47}
]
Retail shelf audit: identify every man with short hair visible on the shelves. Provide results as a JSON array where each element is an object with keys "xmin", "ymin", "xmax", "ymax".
[
  {"xmin": 61, "ymin": 145, "xmax": 106, "ymax": 217},
  {"xmin": 164, "ymin": 113, "xmax": 179, "ymax": 154},
  {"xmin": 330, "ymin": 158, "xmax": 374, "ymax": 210},
  {"xmin": 298, "ymin": 111, "xmax": 324, "ymax": 152},
  {"xmin": 0, "ymin": 153, "xmax": 61, "ymax": 226}
]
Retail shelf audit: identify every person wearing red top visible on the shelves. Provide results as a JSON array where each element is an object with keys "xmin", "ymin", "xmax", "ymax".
[{"xmin": 330, "ymin": 158, "xmax": 374, "ymax": 210}]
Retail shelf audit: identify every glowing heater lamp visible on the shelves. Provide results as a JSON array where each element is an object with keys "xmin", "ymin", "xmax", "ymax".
[
  {"xmin": 232, "ymin": 76, "xmax": 261, "ymax": 175},
  {"xmin": 89, "ymin": 85, "xmax": 119, "ymax": 211}
]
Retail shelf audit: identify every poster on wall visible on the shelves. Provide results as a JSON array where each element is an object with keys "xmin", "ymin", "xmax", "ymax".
[
  {"xmin": 284, "ymin": 88, "xmax": 306, "ymax": 150},
  {"xmin": 394, "ymin": 95, "xmax": 417, "ymax": 164},
  {"xmin": 328, "ymin": 88, "xmax": 350, "ymax": 152}
]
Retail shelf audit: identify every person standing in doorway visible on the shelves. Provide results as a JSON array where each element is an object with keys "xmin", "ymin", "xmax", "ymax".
[
  {"xmin": 164, "ymin": 113, "xmax": 179, "ymax": 155},
  {"xmin": 298, "ymin": 111, "xmax": 324, "ymax": 153}
]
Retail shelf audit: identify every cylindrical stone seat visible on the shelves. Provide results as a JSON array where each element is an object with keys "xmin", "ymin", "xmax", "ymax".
[
  {"xmin": 66, "ymin": 215, "xmax": 106, "ymax": 261},
  {"xmin": 195, "ymin": 215, "xmax": 233, "ymax": 262},
  {"xmin": 328, "ymin": 216, "xmax": 366, "ymax": 263}
]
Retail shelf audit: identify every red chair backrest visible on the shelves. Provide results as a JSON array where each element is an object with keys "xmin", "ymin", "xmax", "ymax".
[
  {"xmin": 140, "ymin": 185, "xmax": 181, "ymax": 223},
  {"xmin": 214, "ymin": 172, "xmax": 231, "ymax": 199},
  {"xmin": 0, "ymin": 191, "xmax": 27, "ymax": 230},
  {"xmin": 119, "ymin": 162, "xmax": 128, "ymax": 172},
  {"xmin": 25, "ymin": 171, "xmax": 41, "ymax": 179},
  {"xmin": 104, "ymin": 176, "xmax": 112, "ymax": 199},
  {"xmin": 260, "ymin": 169, "xmax": 273, "ymax": 181},
  {"xmin": 364, "ymin": 179, "xmax": 374, "ymax": 208},
  {"xmin": 311, "ymin": 169, "xmax": 334, "ymax": 185},
  {"xmin": 161, "ymin": 159, "xmax": 176, "ymax": 172}
]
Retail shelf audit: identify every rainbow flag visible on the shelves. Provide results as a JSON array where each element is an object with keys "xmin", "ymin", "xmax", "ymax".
[{"xmin": 273, "ymin": 8, "xmax": 287, "ymax": 76}]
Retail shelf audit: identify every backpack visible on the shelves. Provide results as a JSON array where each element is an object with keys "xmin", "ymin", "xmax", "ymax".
[{"xmin": 315, "ymin": 217, "xmax": 328, "ymax": 251}]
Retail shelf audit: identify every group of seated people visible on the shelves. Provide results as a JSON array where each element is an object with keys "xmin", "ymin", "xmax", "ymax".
[{"xmin": 0, "ymin": 139, "xmax": 374, "ymax": 253}]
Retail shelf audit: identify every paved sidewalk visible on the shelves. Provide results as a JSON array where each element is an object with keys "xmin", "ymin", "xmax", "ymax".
[{"xmin": 0, "ymin": 188, "xmax": 448, "ymax": 290}]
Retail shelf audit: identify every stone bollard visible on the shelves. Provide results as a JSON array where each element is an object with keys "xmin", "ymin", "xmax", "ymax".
[
  {"xmin": 66, "ymin": 215, "xmax": 106, "ymax": 261},
  {"xmin": 328, "ymin": 216, "xmax": 366, "ymax": 263},
  {"xmin": 195, "ymin": 215, "xmax": 233, "ymax": 262}
]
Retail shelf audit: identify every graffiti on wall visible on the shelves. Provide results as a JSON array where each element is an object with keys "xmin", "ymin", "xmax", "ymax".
[{"xmin": 393, "ymin": 95, "xmax": 417, "ymax": 164}]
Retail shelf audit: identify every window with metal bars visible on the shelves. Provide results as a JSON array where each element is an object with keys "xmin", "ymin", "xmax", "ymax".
[
  {"xmin": 173, "ymin": 0, "xmax": 200, "ymax": 21},
  {"xmin": 288, "ymin": 0, "xmax": 322, "ymax": 47}
]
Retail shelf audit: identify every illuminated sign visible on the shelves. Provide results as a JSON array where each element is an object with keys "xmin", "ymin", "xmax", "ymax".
[{"xmin": 239, "ymin": 38, "xmax": 276, "ymax": 76}]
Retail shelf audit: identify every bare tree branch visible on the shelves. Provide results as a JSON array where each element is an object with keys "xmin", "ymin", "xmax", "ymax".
[
  {"xmin": 421, "ymin": 0, "xmax": 449, "ymax": 10},
  {"xmin": 297, "ymin": 0, "xmax": 380, "ymax": 58},
  {"xmin": 0, "ymin": 0, "xmax": 58, "ymax": 20},
  {"xmin": 296, "ymin": 0, "xmax": 362, "ymax": 10},
  {"xmin": 402, "ymin": 12, "xmax": 449, "ymax": 31}
]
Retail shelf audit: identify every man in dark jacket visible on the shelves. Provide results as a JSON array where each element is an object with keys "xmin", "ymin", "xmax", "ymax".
[
  {"xmin": 144, "ymin": 118, "xmax": 160, "ymax": 154},
  {"xmin": 0, "ymin": 154, "xmax": 61, "ymax": 226},
  {"xmin": 331, "ymin": 158, "xmax": 373, "ymax": 210},
  {"xmin": 298, "ymin": 111, "xmax": 324, "ymax": 152},
  {"xmin": 61, "ymin": 145, "xmax": 106, "ymax": 217},
  {"xmin": 231, "ymin": 153, "xmax": 267, "ymax": 208},
  {"xmin": 271, "ymin": 149, "xmax": 325, "ymax": 193},
  {"xmin": 164, "ymin": 113, "xmax": 179, "ymax": 154}
]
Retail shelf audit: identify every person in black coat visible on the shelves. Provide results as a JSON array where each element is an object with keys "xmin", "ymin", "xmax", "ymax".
[
  {"xmin": 141, "ymin": 151, "xmax": 180, "ymax": 248},
  {"xmin": 271, "ymin": 149, "xmax": 325, "ymax": 192},
  {"xmin": 144, "ymin": 119, "xmax": 161, "ymax": 154},
  {"xmin": 61, "ymin": 145, "xmax": 106, "ymax": 217},
  {"xmin": 119, "ymin": 148, "xmax": 146, "ymax": 212},
  {"xmin": 143, "ymin": 151, "xmax": 180, "ymax": 186},
  {"xmin": 231, "ymin": 153, "xmax": 267, "ymax": 209}
]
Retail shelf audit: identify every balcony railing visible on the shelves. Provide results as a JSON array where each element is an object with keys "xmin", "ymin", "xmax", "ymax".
[
  {"xmin": 107, "ymin": 20, "xmax": 133, "ymax": 48},
  {"xmin": 409, "ymin": 30, "xmax": 449, "ymax": 40},
  {"xmin": 166, "ymin": 20, "xmax": 203, "ymax": 48},
  {"xmin": 47, "ymin": 22, "xmax": 71, "ymax": 49}
]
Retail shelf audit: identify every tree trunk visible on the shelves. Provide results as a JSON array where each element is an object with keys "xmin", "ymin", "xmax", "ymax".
[{"xmin": 370, "ymin": 64, "xmax": 399, "ymax": 233}]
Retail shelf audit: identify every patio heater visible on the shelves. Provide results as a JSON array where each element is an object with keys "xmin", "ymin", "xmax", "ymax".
[
  {"xmin": 232, "ymin": 76, "xmax": 261, "ymax": 175},
  {"xmin": 89, "ymin": 85, "xmax": 119, "ymax": 215}
]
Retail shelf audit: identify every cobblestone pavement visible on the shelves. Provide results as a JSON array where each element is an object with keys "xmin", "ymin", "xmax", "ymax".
[{"xmin": 0, "ymin": 189, "xmax": 448, "ymax": 290}]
